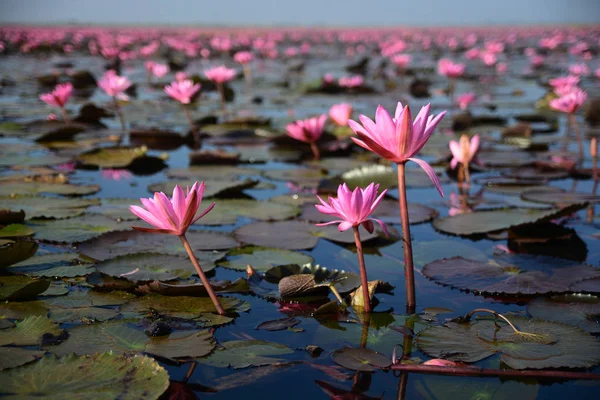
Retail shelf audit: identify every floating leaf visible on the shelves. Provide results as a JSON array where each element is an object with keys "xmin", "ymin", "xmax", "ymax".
[
  {"xmin": 28, "ymin": 214, "xmax": 128, "ymax": 243},
  {"xmin": 256, "ymin": 317, "xmax": 300, "ymax": 331},
  {"xmin": 9, "ymin": 252, "xmax": 94, "ymax": 277},
  {"xmin": 0, "ymin": 275, "xmax": 49, "ymax": 301},
  {"xmin": 0, "ymin": 181, "xmax": 100, "ymax": 196},
  {"xmin": 0, "ymin": 224, "xmax": 34, "ymax": 238},
  {"xmin": 148, "ymin": 179, "xmax": 258, "ymax": 199},
  {"xmin": 331, "ymin": 347, "xmax": 391, "ymax": 371},
  {"xmin": 77, "ymin": 230, "xmax": 238, "ymax": 261},
  {"xmin": 0, "ymin": 195, "xmax": 98, "ymax": 219},
  {"xmin": 86, "ymin": 198, "xmax": 141, "ymax": 221},
  {"xmin": 432, "ymin": 205, "xmax": 585, "ymax": 236},
  {"xmin": 49, "ymin": 307, "xmax": 120, "ymax": 324},
  {"xmin": 76, "ymin": 146, "xmax": 147, "ymax": 168},
  {"xmin": 198, "ymin": 199, "xmax": 300, "ymax": 225},
  {"xmin": 0, "ymin": 315, "xmax": 61, "ymax": 346},
  {"xmin": 417, "ymin": 316, "xmax": 600, "ymax": 369},
  {"xmin": 95, "ymin": 252, "xmax": 219, "ymax": 281},
  {"xmin": 414, "ymin": 375, "xmax": 539, "ymax": 400},
  {"xmin": 411, "ymin": 240, "xmax": 487, "ymax": 269},
  {"xmin": 121, "ymin": 294, "xmax": 250, "ymax": 319},
  {"xmin": 527, "ymin": 294, "xmax": 600, "ymax": 333},
  {"xmin": 198, "ymin": 340, "xmax": 294, "ymax": 369},
  {"xmin": 0, "ymin": 353, "xmax": 169, "ymax": 399},
  {"xmin": 166, "ymin": 166, "xmax": 258, "ymax": 180},
  {"xmin": 0, "ymin": 239, "xmax": 38, "ymax": 267},
  {"xmin": 265, "ymin": 263, "xmax": 361, "ymax": 294},
  {"xmin": 422, "ymin": 255, "xmax": 600, "ymax": 296},
  {"xmin": 221, "ymin": 246, "xmax": 313, "ymax": 271},
  {"xmin": 521, "ymin": 189, "xmax": 600, "ymax": 205},
  {"xmin": 0, "ymin": 348, "xmax": 45, "ymax": 371}
]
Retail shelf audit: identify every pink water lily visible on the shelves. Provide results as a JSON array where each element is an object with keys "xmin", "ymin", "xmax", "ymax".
[
  {"xmin": 449, "ymin": 134, "xmax": 480, "ymax": 183},
  {"xmin": 98, "ymin": 70, "xmax": 131, "ymax": 100},
  {"xmin": 204, "ymin": 65, "xmax": 236, "ymax": 83},
  {"xmin": 348, "ymin": 102, "xmax": 445, "ymax": 196},
  {"xmin": 456, "ymin": 92, "xmax": 476, "ymax": 110},
  {"xmin": 130, "ymin": 181, "xmax": 214, "ymax": 236},
  {"xmin": 40, "ymin": 82, "xmax": 72, "ymax": 108},
  {"xmin": 315, "ymin": 182, "xmax": 388, "ymax": 235},
  {"xmin": 286, "ymin": 114, "xmax": 327, "ymax": 160},
  {"xmin": 329, "ymin": 103, "xmax": 353, "ymax": 126},
  {"xmin": 234, "ymin": 51, "xmax": 254, "ymax": 64},
  {"xmin": 164, "ymin": 79, "xmax": 201, "ymax": 104},
  {"xmin": 438, "ymin": 58, "xmax": 465, "ymax": 78},
  {"xmin": 550, "ymin": 87, "xmax": 587, "ymax": 114}
]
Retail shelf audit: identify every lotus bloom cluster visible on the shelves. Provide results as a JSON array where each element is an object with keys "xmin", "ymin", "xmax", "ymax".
[
  {"xmin": 164, "ymin": 79, "xmax": 201, "ymax": 104},
  {"xmin": 40, "ymin": 82, "xmax": 73, "ymax": 108},
  {"xmin": 204, "ymin": 65, "xmax": 237, "ymax": 83},
  {"xmin": 550, "ymin": 87, "xmax": 587, "ymax": 114},
  {"xmin": 315, "ymin": 183, "xmax": 388, "ymax": 234},
  {"xmin": 348, "ymin": 102, "xmax": 446, "ymax": 196},
  {"xmin": 329, "ymin": 103, "xmax": 353, "ymax": 126},
  {"xmin": 285, "ymin": 115, "xmax": 327, "ymax": 144},
  {"xmin": 130, "ymin": 182, "xmax": 214, "ymax": 236},
  {"xmin": 438, "ymin": 58, "xmax": 465, "ymax": 78},
  {"xmin": 98, "ymin": 70, "xmax": 131, "ymax": 100}
]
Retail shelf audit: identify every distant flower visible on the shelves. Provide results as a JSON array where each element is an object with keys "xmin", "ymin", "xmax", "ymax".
[
  {"xmin": 98, "ymin": 70, "xmax": 131, "ymax": 100},
  {"xmin": 164, "ymin": 79, "xmax": 201, "ymax": 104},
  {"xmin": 323, "ymin": 73, "xmax": 335, "ymax": 84},
  {"xmin": 315, "ymin": 182, "xmax": 388, "ymax": 235},
  {"xmin": 329, "ymin": 103, "xmax": 353, "ymax": 126},
  {"xmin": 464, "ymin": 48, "xmax": 480, "ymax": 60},
  {"xmin": 549, "ymin": 75, "xmax": 580, "ymax": 88},
  {"xmin": 449, "ymin": 134, "xmax": 480, "ymax": 170},
  {"xmin": 204, "ymin": 65, "xmax": 236, "ymax": 84},
  {"xmin": 130, "ymin": 181, "xmax": 214, "ymax": 236},
  {"xmin": 286, "ymin": 115, "xmax": 327, "ymax": 144},
  {"xmin": 175, "ymin": 71, "xmax": 189, "ymax": 82},
  {"xmin": 391, "ymin": 54, "xmax": 411, "ymax": 69},
  {"xmin": 438, "ymin": 58, "xmax": 465, "ymax": 78},
  {"xmin": 40, "ymin": 82, "xmax": 73, "ymax": 108},
  {"xmin": 47, "ymin": 113, "xmax": 57, "ymax": 121},
  {"xmin": 150, "ymin": 63, "xmax": 169, "ymax": 78},
  {"xmin": 456, "ymin": 92, "xmax": 476, "ymax": 110},
  {"xmin": 529, "ymin": 55, "xmax": 545, "ymax": 68},
  {"xmin": 568, "ymin": 63, "xmax": 590, "ymax": 76},
  {"xmin": 423, "ymin": 359, "xmax": 461, "ymax": 367},
  {"xmin": 234, "ymin": 51, "xmax": 254, "ymax": 64},
  {"xmin": 550, "ymin": 88, "xmax": 587, "ymax": 114},
  {"xmin": 348, "ymin": 102, "xmax": 446, "ymax": 196},
  {"xmin": 339, "ymin": 75, "xmax": 364, "ymax": 88},
  {"xmin": 496, "ymin": 62, "xmax": 508, "ymax": 74},
  {"xmin": 480, "ymin": 52, "xmax": 497, "ymax": 67},
  {"xmin": 101, "ymin": 169, "xmax": 132, "ymax": 181}
]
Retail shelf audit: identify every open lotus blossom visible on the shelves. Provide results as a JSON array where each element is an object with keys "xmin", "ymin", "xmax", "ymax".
[
  {"xmin": 423, "ymin": 359, "xmax": 461, "ymax": 367},
  {"xmin": 449, "ymin": 134, "xmax": 480, "ymax": 183},
  {"xmin": 456, "ymin": 92, "xmax": 476, "ymax": 110},
  {"xmin": 234, "ymin": 51, "xmax": 254, "ymax": 64},
  {"xmin": 550, "ymin": 87, "xmax": 587, "ymax": 114},
  {"xmin": 98, "ymin": 70, "xmax": 131, "ymax": 100},
  {"xmin": 349, "ymin": 101, "xmax": 446, "ymax": 312},
  {"xmin": 329, "ymin": 103, "xmax": 353, "ymax": 126},
  {"xmin": 437, "ymin": 58, "xmax": 465, "ymax": 78},
  {"xmin": 149, "ymin": 62, "xmax": 169, "ymax": 78},
  {"xmin": 315, "ymin": 182, "xmax": 388, "ymax": 235},
  {"xmin": 568, "ymin": 63, "xmax": 590, "ymax": 76},
  {"xmin": 549, "ymin": 75, "xmax": 580, "ymax": 88},
  {"xmin": 129, "ymin": 181, "xmax": 224, "ymax": 315},
  {"xmin": 164, "ymin": 79, "xmax": 201, "ymax": 105},
  {"xmin": 315, "ymin": 182, "xmax": 388, "ymax": 312},
  {"xmin": 391, "ymin": 54, "xmax": 411, "ymax": 69},
  {"xmin": 349, "ymin": 102, "xmax": 445, "ymax": 196},
  {"xmin": 204, "ymin": 65, "xmax": 236, "ymax": 83},
  {"xmin": 40, "ymin": 82, "xmax": 73, "ymax": 125},
  {"xmin": 286, "ymin": 114, "xmax": 327, "ymax": 160}
]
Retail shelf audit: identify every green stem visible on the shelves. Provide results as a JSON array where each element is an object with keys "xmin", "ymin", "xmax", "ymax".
[
  {"xmin": 397, "ymin": 162, "xmax": 416, "ymax": 313},
  {"xmin": 352, "ymin": 226, "xmax": 371, "ymax": 313}
]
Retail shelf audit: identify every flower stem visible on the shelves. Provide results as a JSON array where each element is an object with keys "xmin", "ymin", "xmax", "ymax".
[
  {"xmin": 179, "ymin": 234, "xmax": 225, "ymax": 315},
  {"xmin": 397, "ymin": 162, "xmax": 416, "ymax": 314},
  {"xmin": 569, "ymin": 113, "xmax": 584, "ymax": 162},
  {"xmin": 182, "ymin": 105, "xmax": 197, "ymax": 133},
  {"xmin": 352, "ymin": 226, "xmax": 371, "ymax": 313},
  {"xmin": 309, "ymin": 141, "xmax": 321, "ymax": 161},
  {"xmin": 463, "ymin": 161, "xmax": 470, "ymax": 185},
  {"xmin": 60, "ymin": 107, "xmax": 71, "ymax": 126},
  {"xmin": 113, "ymin": 96, "xmax": 126, "ymax": 132},
  {"xmin": 217, "ymin": 82, "xmax": 227, "ymax": 119},
  {"xmin": 243, "ymin": 64, "xmax": 252, "ymax": 88}
]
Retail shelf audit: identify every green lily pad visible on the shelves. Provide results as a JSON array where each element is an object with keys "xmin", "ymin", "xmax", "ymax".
[
  {"xmin": 417, "ymin": 316, "xmax": 600, "ymax": 369},
  {"xmin": 414, "ymin": 375, "xmax": 539, "ymax": 400},
  {"xmin": 9, "ymin": 252, "xmax": 95, "ymax": 277},
  {"xmin": 0, "ymin": 224, "xmax": 34, "ymax": 238},
  {"xmin": 48, "ymin": 307, "xmax": 120, "ymax": 324},
  {"xmin": 234, "ymin": 220, "xmax": 395, "ymax": 250},
  {"xmin": 0, "ymin": 239, "xmax": 38, "ymax": 267},
  {"xmin": 521, "ymin": 190, "xmax": 600, "ymax": 205},
  {"xmin": 221, "ymin": 246, "xmax": 313, "ymax": 271},
  {"xmin": 0, "ymin": 353, "xmax": 170, "ymax": 400},
  {"xmin": 148, "ymin": 179, "xmax": 258, "ymax": 199},
  {"xmin": 0, "ymin": 347, "xmax": 45, "ymax": 371},
  {"xmin": 432, "ymin": 205, "xmax": 585, "ymax": 236},
  {"xmin": 412, "ymin": 240, "xmax": 487, "ymax": 269},
  {"xmin": 263, "ymin": 168, "xmax": 327, "ymax": 186},
  {"xmin": 422, "ymin": 255, "xmax": 600, "ymax": 296},
  {"xmin": 0, "ymin": 181, "xmax": 100, "ymax": 196},
  {"xmin": 77, "ymin": 230, "xmax": 238, "ymax": 261},
  {"xmin": 0, "ymin": 154, "xmax": 71, "ymax": 167},
  {"xmin": 527, "ymin": 294, "xmax": 600, "ymax": 333},
  {"xmin": 198, "ymin": 339, "xmax": 294, "ymax": 369},
  {"xmin": 0, "ymin": 275, "xmax": 50, "ymax": 301},
  {"xmin": 28, "ymin": 214, "xmax": 129, "ymax": 243},
  {"xmin": 95, "ymin": 252, "xmax": 220, "ymax": 281},
  {"xmin": 0, "ymin": 315, "xmax": 61, "ymax": 346},
  {"xmin": 0, "ymin": 195, "xmax": 99, "ymax": 220},
  {"xmin": 76, "ymin": 146, "xmax": 147, "ymax": 168},
  {"xmin": 331, "ymin": 347, "xmax": 391, "ymax": 371},
  {"xmin": 0, "ymin": 301, "xmax": 48, "ymax": 320},
  {"xmin": 198, "ymin": 199, "xmax": 300, "ymax": 225},
  {"xmin": 79, "ymin": 198, "xmax": 140, "ymax": 221},
  {"xmin": 479, "ymin": 150, "xmax": 536, "ymax": 167},
  {"xmin": 121, "ymin": 294, "xmax": 250, "ymax": 319},
  {"xmin": 166, "ymin": 166, "xmax": 258, "ymax": 180}
]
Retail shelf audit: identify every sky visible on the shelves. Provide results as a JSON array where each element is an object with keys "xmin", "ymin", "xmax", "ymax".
[{"xmin": 0, "ymin": 0, "xmax": 599, "ymax": 27}]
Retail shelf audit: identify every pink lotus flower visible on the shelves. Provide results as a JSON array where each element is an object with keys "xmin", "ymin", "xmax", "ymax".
[
  {"xmin": 568, "ymin": 63, "xmax": 590, "ymax": 76},
  {"xmin": 438, "ymin": 59, "xmax": 465, "ymax": 78},
  {"xmin": 286, "ymin": 115, "xmax": 327, "ymax": 144},
  {"xmin": 550, "ymin": 88, "xmax": 587, "ymax": 114},
  {"xmin": 164, "ymin": 79, "xmax": 201, "ymax": 104},
  {"xmin": 481, "ymin": 52, "xmax": 497, "ymax": 67},
  {"xmin": 204, "ymin": 65, "xmax": 237, "ymax": 84},
  {"xmin": 423, "ymin": 359, "xmax": 461, "ymax": 367},
  {"xmin": 234, "ymin": 51, "xmax": 254, "ymax": 65},
  {"xmin": 529, "ymin": 55, "xmax": 545, "ymax": 68},
  {"xmin": 456, "ymin": 92, "xmax": 476, "ymax": 110},
  {"xmin": 101, "ymin": 169, "xmax": 132, "ymax": 181},
  {"xmin": 150, "ymin": 63, "xmax": 169, "ymax": 78},
  {"xmin": 175, "ymin": 71, "xmax": 189, "ymax": 82},
  {"xmin": 130, "ymin": 181, "xmax": 214, "ymax": 236},
  {"xmin": 323, "ymin": 73, "xmax": 335, "ymax": 84},
  {"xmin": 40, "ymin": 82, "xmax": 73, "ymax": 108},
  {"xmin": 315, "ymin": 182, "xmax": 388, "ymax": 234},
  {"xmin": 98, "ymin": 70, "xmax": 131, "ymax": 100},
  {"xmin": 391, "ymin": 54, "xmax": 411, "ymax": 69},
  {"xmin": 339, "ymin": 75, "xmax": 364, "ymax": 88},
  {"xmin": 449, "ymin": 133, "xmax": 480, "ymax": 172},
  {"xmin": 47, "ymin": 113, "xmax": 57, "ymax": 121},
  {"xmin": 496, "ymin": 63, "xmax": 508, "ymax": 74},
  {"xmin": 464, "ymin": 48, "xmax": 480, "ymax": 60},
  {"xmin": 549, "ymin": 75, "xmax": 580, "ymax": 88},
  {"xmin": 348, "ymin": 102, "xmax": 446, "ymax": 196},
  {"xmin": 329, "ymin": 103, "xmax": 353, "ymax": 126}
]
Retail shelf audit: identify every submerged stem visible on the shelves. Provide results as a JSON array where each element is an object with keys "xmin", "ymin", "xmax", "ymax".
[
  {"xmin": 352, "ymin": 226, "xmax": 371, "ymax": 313},
  {"xmin": 113, "ymin": 96, "xmax": 126, "ymax": 132},
  {"xmin": 397, "ymin": 162, "xmax": 416, "ymax": 314},
  {"xmin": 179, "ymin": 234, "xmax": 225, "ymax": 315},
  {"xmin": 60, "ymin": 107, "xmax": 71, "ymax": 126}
]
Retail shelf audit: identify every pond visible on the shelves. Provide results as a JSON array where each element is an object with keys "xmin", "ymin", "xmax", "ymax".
[{"xmin": 0, "ymin": 26, "xmax": 599, "ymax": 399}]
